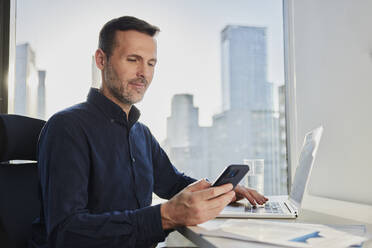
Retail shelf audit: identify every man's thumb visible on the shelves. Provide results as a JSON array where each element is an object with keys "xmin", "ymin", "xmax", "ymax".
[{"xmin": 186, "ymin": 179, "xmax": 211, "ymax": 192}]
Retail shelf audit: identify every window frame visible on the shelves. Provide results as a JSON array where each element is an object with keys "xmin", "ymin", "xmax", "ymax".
[
  {"xmin": 283, "ymin": 0, "xmax": 298, "ymax": 193},
  {"xmin": 0, "ymin": 0, "xmax": 16, "ymax": 114},
  {"xmin": 0, "ymin": 0, "xmax": 11, "ymax": 114}
]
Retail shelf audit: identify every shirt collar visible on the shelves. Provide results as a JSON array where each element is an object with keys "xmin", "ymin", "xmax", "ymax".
[{"xmin": 87, "ymin": 88, "xmax": 141, "ymax": 126}]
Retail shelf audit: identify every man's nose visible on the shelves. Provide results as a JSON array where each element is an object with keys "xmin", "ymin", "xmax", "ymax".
[
  {"xmin": 136, "ymin": 62, "xmax": 153, "ymax": 80},
  {"xmin": 136, "ymin": 65, "xmax": 143, "ymax": 78},
  {"xmin": 136, "ymin": 63, "xmax": 147, "ymax": 79}
]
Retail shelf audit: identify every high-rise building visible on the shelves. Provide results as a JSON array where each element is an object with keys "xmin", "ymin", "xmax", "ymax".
[
  {"xmin": 213, "ymin": 26, "xmax": 280, "ymax": 194},
  {"xmin": 221, "ymin": 26, "xmax": 272, "ymax": 112},
  {"xmin": 278, "ymin": 84, "xmax": 288, "ymax": 194},
  {"xmin": 164, "ymin": 26, "xmax": 285, "ymax": 194},
  {"xmin": 37, "ymin": 70, "xmax": 46, "ymax": 120},
  {"xmin": 15, "ymin": 43, "xmax": 46, "ymax": 119},
  {"xmin": 163, "ymin": 94, "xmax": 209, "ymax": 179},
  {"xmin": 91, "ymin": 55, "xmax": 101, "ymax": 88}
]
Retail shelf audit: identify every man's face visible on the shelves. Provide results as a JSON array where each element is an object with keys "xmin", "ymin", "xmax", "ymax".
[{"xmin": 102, "ymin": 30, "xmax": 157, "ymax": 106}]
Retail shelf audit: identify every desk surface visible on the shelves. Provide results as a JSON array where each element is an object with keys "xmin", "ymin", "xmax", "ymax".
[{"xmin": 176, "ymin": 208, "xmax": 372, "ymax": 248}]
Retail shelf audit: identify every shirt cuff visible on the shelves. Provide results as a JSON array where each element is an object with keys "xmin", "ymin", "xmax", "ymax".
[{"xmin": 135, "ymin": 204, "xmax": 167, "ymax": 243}]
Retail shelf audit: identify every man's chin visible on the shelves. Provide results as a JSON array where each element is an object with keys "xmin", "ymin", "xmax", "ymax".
[{"xmin": 125, "ymin": 95, "xmax": 144, "ymax": 105}]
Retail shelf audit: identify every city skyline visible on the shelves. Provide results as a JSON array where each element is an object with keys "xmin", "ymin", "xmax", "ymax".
[
  {"xmin": 164, "ymin": 25, "xmax": 287, "ymax": 194},
  {"xmin": 15, "ymin": 0, "xmax": 284, "ymax": 142}
]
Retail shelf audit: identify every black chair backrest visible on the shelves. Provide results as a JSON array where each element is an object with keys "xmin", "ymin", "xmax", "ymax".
[
  {"xmin": 0, "ymin": 163, "xmax": 40, "ymax": 248},
  {"xmin": 0, "ymin": 114, "xmax": 46, "ymax": 162},
  {"xmin": 0, "ymin": 114, "xmax": 46, "ymax": 248}
]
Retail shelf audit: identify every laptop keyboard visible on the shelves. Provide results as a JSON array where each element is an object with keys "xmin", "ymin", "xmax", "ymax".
[{"xmin": 244, "ymin": 202, "xmax": 284, "ymax": 214}]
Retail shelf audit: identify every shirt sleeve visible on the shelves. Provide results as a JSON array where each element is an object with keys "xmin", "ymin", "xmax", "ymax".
[
  {"xmin": 38, "ymin": 113, "xmax": 166, "ymax": 248},
  {"xmin": 147, "ymin": 127, "xmax": 197, "ymax": 199}
]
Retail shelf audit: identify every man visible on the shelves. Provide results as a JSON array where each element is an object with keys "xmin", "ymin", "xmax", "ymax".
[{"xmin": 31, "ymin": 16, "xmax": 267, "ymax": 248}]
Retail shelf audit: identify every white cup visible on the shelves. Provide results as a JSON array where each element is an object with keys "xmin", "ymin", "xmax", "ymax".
[{"xmin": 243, "ymin": 159, "xmax": 264, "ymax": 194}]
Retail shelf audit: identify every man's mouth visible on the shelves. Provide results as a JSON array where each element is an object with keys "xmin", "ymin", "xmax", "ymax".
[{"xmin": 129, "ymin": 78, "xmax": 147, "ymax": 89}]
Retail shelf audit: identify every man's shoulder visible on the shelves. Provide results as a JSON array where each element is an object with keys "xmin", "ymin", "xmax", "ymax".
[
  {"xmin": 133, "ymin": 121, "xmax": 151, "ymax": 135},
  {"xmin": 132, "ymin": 122, "xmax": 161, "ymax": 146},
  {"xmin": 46, "ymin": 102, "xmax": 92, "ymax": 129}
]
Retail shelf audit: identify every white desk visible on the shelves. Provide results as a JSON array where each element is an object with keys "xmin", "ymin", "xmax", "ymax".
[{"xmin": 176, "ymin": 209, "xmax": 372, "ymax": 247}]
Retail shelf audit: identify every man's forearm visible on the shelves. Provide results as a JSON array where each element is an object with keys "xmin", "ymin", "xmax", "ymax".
[{"xmin": 47, "ymin": 205, "xmax": 166, "ymax": 248}]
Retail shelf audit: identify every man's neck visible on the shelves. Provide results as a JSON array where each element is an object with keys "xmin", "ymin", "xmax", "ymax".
[{"xmin": 99, "ymin": 87, "xmax": 131, "ymax": 120}]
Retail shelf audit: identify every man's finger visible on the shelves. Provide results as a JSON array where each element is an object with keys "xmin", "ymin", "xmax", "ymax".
[
  {"xmin": 243, "ymin": 187, "xmax": 268, "ymax": 204},
  {"xmin": 192, "ymin": 183, "xmax": 233, "ymax": 201},
  {"xmin": 234, "ymin": 186, "xmax": 269, "ymax": 205},
  {"xmin": 185, "ymin": 179, "xmax": 211, "ymax": 192},
  {"xmin": 249, "ymin": 189, "xmax": 268, "ymax": 205},
  {"xmin": 195, "ymin": 191, "xmax": 235, "ymax": 222},
  {"xmin": 245, "ymin": 191, "xmax": 258, "ymax": 205},
  {"xmin": 235, "ymin": 186, "xmax": 257, "ymax": 205},
  {"xmin": 203, "ymin": 190, "xmax": 235, "ymax": 210},
  {"xmin": 207, "ymin": 192, "xmax": 236, "ymax": 214}
]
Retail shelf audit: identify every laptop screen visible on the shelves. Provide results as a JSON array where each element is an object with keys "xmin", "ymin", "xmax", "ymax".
[{"xmin": 289, "ymin": 126, "xmax": 323, "ymax": 206}]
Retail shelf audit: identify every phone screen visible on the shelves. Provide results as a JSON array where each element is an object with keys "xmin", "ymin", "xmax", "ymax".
[{"xmin": 212, "ymin": 164, "xmax": 249, "ymax": 188}]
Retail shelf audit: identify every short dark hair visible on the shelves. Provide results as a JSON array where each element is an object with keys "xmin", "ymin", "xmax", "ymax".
[{"xmin": 98, "ymin": 16, "xmax": 160, "ymax": 59}]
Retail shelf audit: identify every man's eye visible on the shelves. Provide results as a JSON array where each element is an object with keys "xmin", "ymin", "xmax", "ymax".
[
  {"xmin": 148, "ymin": 63, "xmax": 155, "ymax": 67},
  {"xmin": 127, "ymin": 58, "xmax": 137, "ymax": 62}
]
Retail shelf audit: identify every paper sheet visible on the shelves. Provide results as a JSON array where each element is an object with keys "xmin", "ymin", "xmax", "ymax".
[{"xmin": 199, "ymin": 219, "xmax": 368, "ymax": 248}]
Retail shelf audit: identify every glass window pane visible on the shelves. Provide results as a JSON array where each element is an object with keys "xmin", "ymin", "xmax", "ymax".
[{"xmin": 15, "ymin": 0, "xmax": 287, "ymax": 195}]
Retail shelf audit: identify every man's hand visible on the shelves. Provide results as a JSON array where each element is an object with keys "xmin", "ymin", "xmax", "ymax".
[
  {"xmin": 160, "ymin": 179, "xmax": 235, "ymax": 229},
  {"xmin": 231, "ymin": 185, "xmax": 268, "ymax": 205}
]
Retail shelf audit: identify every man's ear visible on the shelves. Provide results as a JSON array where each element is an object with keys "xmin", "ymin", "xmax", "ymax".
[{"xmin": 95, "ymin": 49, "xmax": 106, "ymax": 70}]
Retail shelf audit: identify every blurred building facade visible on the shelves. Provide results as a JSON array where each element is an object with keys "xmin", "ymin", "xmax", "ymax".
[
  {"xmin": 163, "ymin": 94, "xmax": 209, "ymax": 179},
  {"xmin": 278, "ymin": 84, "xmax": 288, "ymax": 194},
  {"xmin": 14, "ymin": 43, "xmax": 46, "ymax": 120},
  {"xmin": 164, "ymin": 26, "xmax": 288, "ymax": 195},
  {"xmin": 91, "ymin": 55, "xmax": 101, "ymax": 88}
]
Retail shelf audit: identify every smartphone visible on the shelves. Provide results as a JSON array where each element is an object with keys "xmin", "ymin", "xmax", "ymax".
[{"xmin": 212, "ymin": 164, "xmax": 250, "ymax": 188}]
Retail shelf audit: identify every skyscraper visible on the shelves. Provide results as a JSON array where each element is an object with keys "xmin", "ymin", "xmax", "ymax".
[
  {"xmin": 211, "ymin": 26, "xmax": 280, "ymax": 194},
  {"xmin": 278, "ymin": 84, "xmax": 288, "ymax": 194},
  {"xmin": 37, "ymin": 70, "xmax": 46, "ymax": 120},
  {"xmin": 221, "ymin": 26, "xmax": 272, "ymax": 112},
  {"xmin": 91, "ymin": 55, "xmax": 101, "ymax": 88},
  {"xmin": 164, "ymin": 26, "xmax": 285, "ymax": 194},
  {"xmin": 15, "ymin": 43, "xmax": 46, "ymax": 119},
  {"xmin": 163, "ymin": 94, "xmax": 209, "ymax": 179}
]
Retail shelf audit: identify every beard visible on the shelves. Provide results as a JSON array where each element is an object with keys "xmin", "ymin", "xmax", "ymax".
[{"xmin": 103, "ymin": 63, "xmax": 148, "ymax": 106}]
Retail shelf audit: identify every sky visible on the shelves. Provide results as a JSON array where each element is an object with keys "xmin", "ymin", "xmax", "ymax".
[{"xmin": 15, "ymin": 0, "xmax": 284, "ymax": 141}]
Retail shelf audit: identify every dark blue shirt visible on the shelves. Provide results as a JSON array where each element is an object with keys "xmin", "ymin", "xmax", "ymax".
[{"xmin": 31, "ymin": 88, "xmax": 196, "ymax": 248}]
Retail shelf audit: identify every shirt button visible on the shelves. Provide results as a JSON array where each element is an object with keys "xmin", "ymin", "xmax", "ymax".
[
  {"xmin": 110, "ymin": 119, "xmax": 114, "ymax": 123},
  {"xmin": 132, "ymin": 157, "xmax": 135, "ymax": 163}
]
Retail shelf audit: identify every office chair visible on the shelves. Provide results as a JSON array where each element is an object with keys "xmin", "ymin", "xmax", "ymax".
[
  {"xmin": 0, "ymin": 115, "xmax": 195, "ymax": 248},
  {"xmin": 0, "ymin": 114, "xmax": 46, "ymax": 248}
]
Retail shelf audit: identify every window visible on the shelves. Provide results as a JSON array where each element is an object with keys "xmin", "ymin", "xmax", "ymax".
[{"xmin": 12, "ymin": 0, "xmax": 288, "ymax": 195}]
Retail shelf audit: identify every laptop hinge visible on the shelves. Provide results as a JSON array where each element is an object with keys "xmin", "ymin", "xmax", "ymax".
[{"xmin": 284, "ymin": 202, "xmax": 292, "ymax": 213}]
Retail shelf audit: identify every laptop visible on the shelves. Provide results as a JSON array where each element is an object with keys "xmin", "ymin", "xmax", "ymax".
[{"xmin": 218, "ymin": 126, "xmax": 324, "ymax": 219}]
